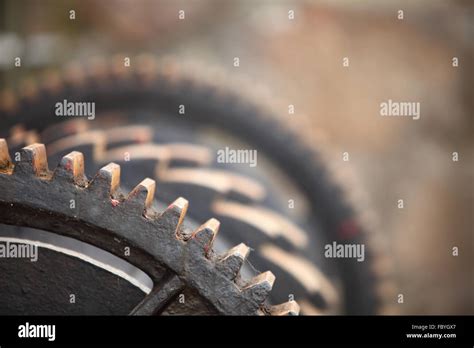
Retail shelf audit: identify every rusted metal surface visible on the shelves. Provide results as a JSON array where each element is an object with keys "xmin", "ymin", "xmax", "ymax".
[{"xmin": 0, "ymin": 140, "xmax": 299, "ymax": 315}]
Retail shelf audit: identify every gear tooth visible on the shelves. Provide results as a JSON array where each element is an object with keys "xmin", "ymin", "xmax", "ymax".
[
  {"xmin": 89, "ymin": 162, "xmax": 121, "ymax": 196},
  {"xmin": 212, "ymin": 200, "xmax": 308, "ymax": 248},
  {"xmin": 0, "ymin": 89, "xmax": 18, "ymax": 113},
  {"xmin": 268, "ymin": 301, "xmax": 300, "ymax": 316},
  {"xmin": 136, "ymin": 54, "xmax": 158, "ymax": 78},
  {"xmin": 55, "ymin": 151, "xmax": 87, "ymax": 184},
  {"xmin": 243, "ymin": 271, "xmax": 275, "ymax": 304},
  {"xmin": 112, "ymin": 54, "xmax": 129, "ymax": 77},
  {"xmin": 189, "ymin": 218, "xmax": 220, "ymax": 256},
  {"xmin": 0, "ymin": 139, "xmax": 13, "ymax": 171},
  {"xmin": 64, "ymin": 61, "xmax": 86, "ymax": 86},
  {"xmin": 160, "ymin": 56, "xmax": 180, "ymax": 83},
  {"xmin": 371, "ymin": 253, "xmax": 394, "ymax": 277},
  {"xmin": 88, "ymin": 56, "xmax": 109, "ymax": 79},
  {"xmin": 42, "ymin": 70, "xmax": 63, "ymax": 93},
  {"xmin": 14, "ymin": 143, "xmax": 50, "ymax": 177},
  {"xmin": 378, "ymin": 304, "xmax": 400, "ymax": 315},
  {"xmin": 217, "ymin": 243, "xmax": 250, "ymax": 279},
  {"xmin": 125, "ymin": 178, "xmax": 156, "ymax": 213},
  {"xmin": 19, "ymin": 78, "xmax": 39, "ymax": 101},
  {"xmin": 159, "ymin": 168, "xmax": 265, "ymax": 202},
  {"xmin": 160, "ymin": 197, "xmax": 188, "ymax": 236},
  {"xmin": 376, "ymin": 280, "xmax": 398, "ymax": 300}
]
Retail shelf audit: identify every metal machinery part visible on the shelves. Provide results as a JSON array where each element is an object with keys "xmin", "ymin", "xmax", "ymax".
[
  {"xmin": 0, "ymin": 140, "xmax": 299, "ymax": 315},
  {"xmin": 0, "ymin": 56, "xmax": 391, "ymax": 315}
]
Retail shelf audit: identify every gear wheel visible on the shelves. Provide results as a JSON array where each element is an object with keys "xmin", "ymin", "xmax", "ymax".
[
  {"xmin": 0, "ymin": 139, "xmax": 299, "ymax": 315},
  {"xmin": 0, "ymin": 56, "xmax": 394, "ymax": 315}
]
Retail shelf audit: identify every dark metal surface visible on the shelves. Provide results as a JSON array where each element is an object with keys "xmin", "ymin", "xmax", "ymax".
[{"xmin": 0, "ymin": 245, "xmax": 145, "ymax": 315}]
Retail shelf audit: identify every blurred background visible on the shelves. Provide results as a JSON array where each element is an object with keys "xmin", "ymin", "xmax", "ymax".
[{"xmin": 0, "ymin": 0, "xmax": 472, "ymax": 314}]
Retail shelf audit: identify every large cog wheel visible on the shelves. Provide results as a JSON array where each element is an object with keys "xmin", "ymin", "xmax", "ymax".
[
  {"xmin": 0, "ymin": 56, "xmax": 394, "ymax": 315},
  {"xmin": 0, "ymin": 139, "xmax": 299, "ymax": 316}
]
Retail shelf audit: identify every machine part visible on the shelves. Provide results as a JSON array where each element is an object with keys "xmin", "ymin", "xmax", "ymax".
[
  {"xmin": 0, "ymin": 56, "xmax": 393, "ymax": 314},
  {"xmin": 0, "ymin": 139, "xmax": 299, "ymax": 315}
]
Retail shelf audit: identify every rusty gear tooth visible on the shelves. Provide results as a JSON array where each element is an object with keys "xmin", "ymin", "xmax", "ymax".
[
  {"xmin": 88, "ymin": 162, "xmax": 121, "ymax": 197},
  {"xmin": 188, "ymin": 218, "xmax": 220, "ymax": 257},
  {"xmin": 136, "ymin": 54, "xmax": 159, "ymax": 81},
  {"xmin": 88, "ymin": 56, "xmax": 110, "ymax": 80},
  {"xmin": 159, "ymin": 168, "xmax": 266, "ymax": 202},
  {"xmin": 47, "ymin": 130, "xmax": 107, "ymax": 159},
  {"xmin": 0, "ymin": 89, "xmax": 18, "ymax": 113},
  {"xmin": 103, "ymin": 125, "xmax": 153, "ymax": 145},
  {"xmin": 243, "ymin": 271, "xmax": 275, "ymax": 304},
  {"xmin": 19, "ymin": 78, "xmax": 39, "ymax": 101},
  {"xmin": 112, "ymin": 54, "xmax": 130, "ymax": 77},
  {"xmin": 160, "ymin": 55, "xmax": 180, "ymax": 84},
  {"xmin": 103, "ymin": 144, "xmax": 169, "ymax": 164},
  {"xmin": 41, "ymin": 70, "xmax": 63, "ymax": 94},
  {"xmin": 40, "ymin": 119, "xmax": 90, "ymax": 144},
  {"xmin": 14, "ymin": 143, "xmax": 50, "ymax": 177},
  {"xmin": 159, "ymin": 197, "xmax": 188, "ymax": 237},
  {"xmin": 54, "ymin": 151, "xmax": 87, "ymax": 185},
  {"xmin": 123, "ymin": 178, "xmax": 156, "ymax": 214},
  {"xmin": 268, "ymin": 301, "xmax": 300, "ymax": 316},
  {"xmin": 0, "ymin": 139, "xmax": 13, "ymax": 172},
  {"xmin": 375, "ymin": 280, "xmax": 398, "ymax": 302},
  {"xmin": 217, "ymin": 243, "xmax": 250, "ymax": 280},
  {"xmin": 24, "ymin": 130, "xmax": 39, "ymax": 145},
  {"xmin": 161, "ymin": 143, "xmax": 213, "ymax": 165},
  {"xmin": 64, "ymin": 61, "xmax": 86, "ymax": 87},
  {"xmin": 7, "ymin": 126, "xmax": 39, "ymax": 148},
  {"xmin": 260, "ymin": 243, "xmax": 340, "ymax": 309},
  {"xmin": 213, "ymin": 200, "xmax": 308, "ymax": 249}
]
